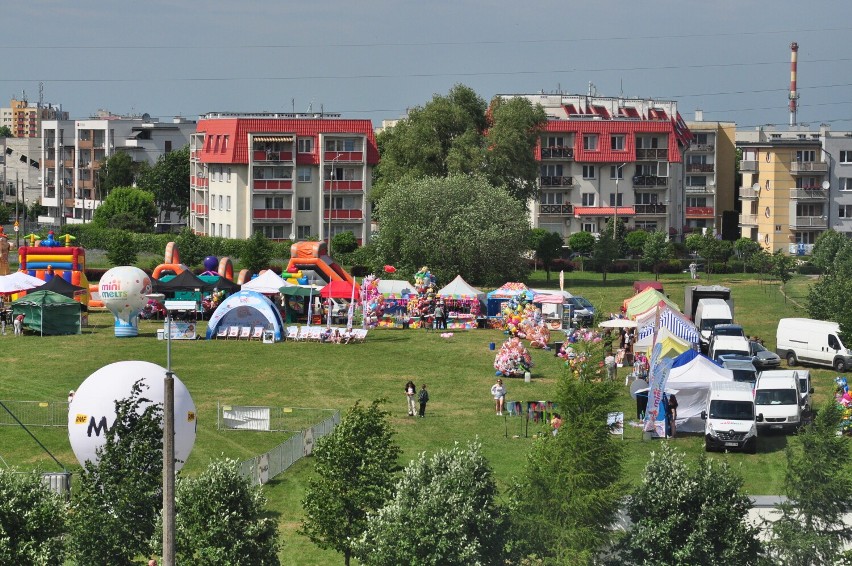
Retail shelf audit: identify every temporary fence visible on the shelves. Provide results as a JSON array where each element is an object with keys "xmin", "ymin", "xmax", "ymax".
[{"xmin": 0, "ymin": 400, "xmax": 69, "ymax": 428}]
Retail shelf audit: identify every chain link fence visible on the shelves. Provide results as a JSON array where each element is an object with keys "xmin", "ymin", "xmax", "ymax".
[{"xmin": 0, "ymin": 400, "xmax": 69, "ymax": 427}]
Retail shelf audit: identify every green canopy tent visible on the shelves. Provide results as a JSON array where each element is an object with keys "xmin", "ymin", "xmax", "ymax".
[
  {"xmin": 12, "ymin": 290, "xmax": 82, "ymax": 336},
  {"xmin": 279, "ymin": 285, "xmax": 318, "ymax": 323}
]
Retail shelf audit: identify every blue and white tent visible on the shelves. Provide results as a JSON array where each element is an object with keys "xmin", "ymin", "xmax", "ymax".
[{"xmin": 206, "ymin": 290, "xmax": 285, "ymax": 340}]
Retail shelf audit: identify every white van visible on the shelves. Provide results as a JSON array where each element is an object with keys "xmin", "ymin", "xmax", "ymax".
[
  {"xmin": 709, "ymin": 335, "xmax": 751, "ymax": 363},
  {"xmin": 776, "ymin": 318, "xmax": 852, "ymax": 372},
  {"xmin": 754, "ymin": 371, "xmax": 802, "ymax": 434},
  {"xmin": 695, "ymin": 298, "xmax": 734, "ymax": 348},
  {"xmin": 701, "ymin": 381, "xmax": 760, "ymax": 453}
]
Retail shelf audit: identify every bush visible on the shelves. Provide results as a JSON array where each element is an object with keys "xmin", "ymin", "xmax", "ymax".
[
  {"xmin": 656, "ymin": 260, "xmax": 683, "ymax": 275},
  {"xmin": 709, "ymin": 262, "xmax": 733, "ymax": 274},
  {"xmin": 549, "ymin": 258, "xmax": 574, "ymax": 272},
  {"xmin": 797, "ymin": 262, "xmax": 822, "ymax": 275},
  {"xmin": 350, "ymin": 265, "xmax": 369, "ymax": 277}
]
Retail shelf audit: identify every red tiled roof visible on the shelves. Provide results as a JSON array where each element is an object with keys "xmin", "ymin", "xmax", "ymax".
[
  {"xmin": 574, "ymin": 206, "xmax": 636, "ymax": 217},
  {"xmin": 542, "ymin": 120, "xmax": 685, "ymax": 163}
]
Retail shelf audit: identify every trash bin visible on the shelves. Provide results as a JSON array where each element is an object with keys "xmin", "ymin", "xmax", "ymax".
[{"xmin": 489, "ymin": 342, "xmax": 495, "ymax": 350}]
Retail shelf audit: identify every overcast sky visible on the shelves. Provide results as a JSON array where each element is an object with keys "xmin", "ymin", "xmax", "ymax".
[{"xmin": 3, "ymin": 1, "xmax": 851, "ymax": 130}]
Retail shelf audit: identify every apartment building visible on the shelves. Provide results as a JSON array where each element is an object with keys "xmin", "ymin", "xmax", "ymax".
[
  {"xmin": 823, "ymin": 130, "xmax": 852, "ymax": 238},
  {"xmin": 40, "ymin": 114, "xmax": 195, "ymax": 224},
  {"xmin": 188, "ymin": 112, "xmax": 378, "ymax": 242},
  {"xmin": 2, "ymin": 97, "xmax": 68, "ymax": 138},
  {"xmin": 499, "ymin": 93, "xmax": 693, "ymax": 239},
  {"xmin": 683, "ymin": 113, "xmax": 737, "ymax": 236},
  {"xmin": 1, "ymin": 136, "xmax": 42, "ymax": 209}
]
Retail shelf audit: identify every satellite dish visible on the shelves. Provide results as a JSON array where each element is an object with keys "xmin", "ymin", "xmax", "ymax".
[
  {"xmin": 822, "ymin": 180, "xmax": 830, "ymax": 190},
  {"xmin": 752, "ymin": 182, "xmax": 760, "ymax": 192}
]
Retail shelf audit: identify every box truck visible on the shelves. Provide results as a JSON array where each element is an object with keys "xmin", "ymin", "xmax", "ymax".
[
  {"xmin": 776, "ymin": 318, "xmax": 852, "ymax": 372},
  {"xmin": 695, "ymin": 298, "xmax": 735, "ymax": 349},
  {"xmin": 684, "ymin": 285, "xmax": 733, "ymax": 322}
]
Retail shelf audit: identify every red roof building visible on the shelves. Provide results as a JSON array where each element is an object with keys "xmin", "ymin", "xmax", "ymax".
[{"xmin": 189, "ymin": 112, "xmax": 378, "ymax": 244}]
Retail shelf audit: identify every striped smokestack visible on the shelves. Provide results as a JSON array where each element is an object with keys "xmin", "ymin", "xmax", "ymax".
[{"xmin": 789, "ymin": 42, "xmax": 799, "ymax": 126}]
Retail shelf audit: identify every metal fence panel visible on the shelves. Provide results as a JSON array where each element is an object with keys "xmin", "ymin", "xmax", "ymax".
[
  {"xmin": 218, "ymin": 402, "xmax": 337, "ymax": 433},
  {"xmin": 0, "ymin": 400, "xmax": 69, "ymax": 428}
]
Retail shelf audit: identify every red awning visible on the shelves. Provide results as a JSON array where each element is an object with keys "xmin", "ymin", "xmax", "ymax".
[
  {"xmin": 319, "ymin": 280, "xmax": 361, "ymax": 299},
  {"xmin": 574, "ymin": 206, "xmax": 635, "ymax": 217}
]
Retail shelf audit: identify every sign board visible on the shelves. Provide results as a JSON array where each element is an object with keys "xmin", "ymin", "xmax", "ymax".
[
  {"xmin": 167, "ymin": 321, "xmax": 197, "ymax": 340},
  {"xmin": 607, "ymin": 411, "xmax": 625, "ymax": 438},
  {"xmin": 561, "ymin": 303, "xmax": 574, "ymax": 329}
]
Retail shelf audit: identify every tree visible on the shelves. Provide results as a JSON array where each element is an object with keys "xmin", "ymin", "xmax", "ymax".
[
  {"xmin": 241, "ymin": 230, "xmax": 274, "ymax": 273},
  {"xmin": 642, "ymin": 230, "xmax": 672, "ymax": 280},
  {"xmin": 0, "ymin": 469, "xmax": 67, "ymax": 564},
  {"xmin": 625, "ymin": 229, "xmax": 649, "ymax": 258},
  {"xmin": 137, "ymin": 145, "xmax": 191, "ymax": 219},
  {"xmin": 97, "ymin": 152, "xmax": 141, "ymax": 198},
  {"xmin": 807, "ymin": 239, "xmax": 852, "ymax": 352},
  {"xmin": 27, "ymin": 199, "xmax": 46, "ymax": 222},
  {"xmin": 0, "ymin": 125, "xmax": 12, "ymax": 138},
  {"xmin": 568, "ymin": 231, "xmax": 595, "ymax": 256},
  {"xmin": 300, "ymin": 400, "xmax": 401, "ymax": 566},
  {"xmin": 92, "ymin": 186, "xmax": 158, "ymax": 232},
  {"xmin": 0, "ymin": 203, "xmax": 10, "ymax": 225},
  {"xmin": 69, "ymin": 380, "xmax": 163, "ymax": 565},
  {"xmin": 765, "ymin": 402, "xmax": 852, "ymax": 565},
  {"xmin": 734, "ymin": 237, "xmax": 761, "ymax": 273},
  {"xmin": 685, "ymin": 232, "xmax": 703, "ymax": 255},
  {"xmin": 528, "ymin": 228, "xmax": 564, "ymax": 280},
  {"xmin": 332, "ymin": 231, "xmax": 359, "ymax": 255},
  {"xmin": 592, "ymin": 229, "xmax": 620, "ymax": 282},
  {"xmin": 372, "ymin": 175, "xmax": 530, "ymax": 285},
  {"xmin": 508, "ymin": 338, "xmax": 624, "ymax": 565},
  {"xmin": 106, "ymin": 232, "xmax": 139, "ymax": 266},
  {"xmin": 165, "ymin": 458, "xmax": 280, "ymax": 565},
  {"xmin": 355, "ymin": 441, "xmax": 505, "ymax": 566},
  {"xmin": 174, "ymin": 227, "xmax": 207, "ymax": 269},
  {"xmin": 771, "ymin": 249, "xmax": 795, "ymax": 300},
  {"xmin": 616, "ymin": 444, "xmax": 761, "ymax": 565},
  {"xmin": 811, "ymin": 229, "xmax": 847, "ymax": 273}
]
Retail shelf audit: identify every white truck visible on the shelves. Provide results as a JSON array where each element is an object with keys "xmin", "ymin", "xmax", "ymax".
[
  {"xmin": 776, "ymin": 318, "xmax": 852, "ymax": 372},
  {"xmin": 709, "ymin": 335, "xmax": 751, "ymax": 363},
  {"xmin": 695, "ymin": 298, "xmax": 734, "ymax": 350},
  {"xmin": 754, "ymin": 370, "xmax": 802, "ymax": 434},
  {"xmin": 701, "ymin": 381, "xmax": 760, "ymax": 453}
]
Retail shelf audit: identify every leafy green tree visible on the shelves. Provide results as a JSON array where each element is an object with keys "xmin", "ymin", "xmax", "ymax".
[
  {"xmin": 593, "ymin": 229, "xmax": 620, "ymax": 282},
  {"xmin": 106, "ymin": 233, "xmax": 139, "ymax": 266},
  {"xmin": 92, "ymin": 186, "xmax": 158, "ymax": 232},
  {"xmin": 508, "ymin": 338, "xmax": 624, "ymax": 565},
  {"xmin": 568, "ymin": 231, "xmax": 595, "ymax": 256},
  {"xmin": 0, "ymin": 125, "xmax": 12, "ymax": 137},
  {"xmin": 137, "ymin": 145, "xmax": 191, "ymax": 219},
  {"xmin": 97, "ymin": 152, "xmax": 141, "ymax": 198},
  {"xmin": 528, "ymin": 228, "xmax": 564, "ymax": 280},
  {"xmin": 0, "ymin": 468, "xmax": 67, "ymax": 564},
  {"xmin": 356, "ymin": 441, "xmax": 505, "ymax": 566},
  {"xmin": 642, "ymin": 230, "xmax": 672, "ymax": 281},
  {"xmin": 625, "ymin": 229, "xmax": 649, "ymax": 258},
  {"xmin": 734, "ymin": 237, "xmax": 761, "ymax": 273},
  {"xmin": 69, "ymin": 381, "xmax": 163, "ymax": 565},
  {"xmin": 811, "ymin": 229, "xmax": 847, "ymax": 273},
  {"xmin": 165, "ymin": 458, "xmax": 280, "ymax": 565},
  {"xmin": 616, "ymin": 444, "xmax": 761, "ymax": 565},
  {"xmin": 241, "ymin": 230, "xmax": 274, "ymax": 273},
  {"xmin": 301, "ymin": 400, "xmax": 401, "ymax": 566},
  {"xmin": 771, "ymin": 249, "xmax": 796, "ymax": 300},
  {"xmin": 373, "ymin": 175, "xmax": 530, "ymax": 285},
  {"xmin": 27, "ymin": 199, "xmax": 46, "ymax": 221},
  {"xmin": 807, "ymin": 239, "xmax": 852, "ymax": 349},
  {"xmin": 685, "ymin": 232, "xmax": 703, "ymax": 255},
  {"xmin": 765, "ymin": 402, "xmax": 852, "ymax": 565},
  {"xmin": 331, "ymin": 231, "xmax": 359, "ymax": 255},
  {"xmin": 0, "ymin": 202, "xmax": 10, "ymax": 225},
  {"xmin": 174, "ymin": 227, "xmax": 207, "ymax": 269}
]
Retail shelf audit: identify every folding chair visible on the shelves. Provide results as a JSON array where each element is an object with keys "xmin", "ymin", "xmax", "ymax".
[
  {"xmin": 297, "ymin": 326, "xmax": 310, "ymax": 341},
  {"xmin": 239, "ymin": 326, "xmax": 251, "ymax": 339},
  {"xmin": 216, "ymin": 326, "xmax": 228, "ymax": 339},
  {"xmin": 251, "ymin": 326, "xmax": 264, "ymax": 340},
  {"xmin": 353, "ymin": 329, "xmax": 368, "ymax": 343},
  {"xmin": 286, "ymin": 326, "xmax": 299, "ymax": 341},
  {"xmin": 227, "ymin": 326, "xmax": 240, "ymax": 339}
]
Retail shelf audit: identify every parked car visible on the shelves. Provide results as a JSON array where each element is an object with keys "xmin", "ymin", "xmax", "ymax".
[
  {"xmin": 749, "ymin": 340, "xmax": 781, "ymax": 370},
  {"xmin": 707, "ymin": 323, "xmax": 746, "ymax": 354}
]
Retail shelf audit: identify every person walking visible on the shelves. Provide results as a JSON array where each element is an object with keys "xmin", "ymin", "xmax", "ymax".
[
  {"xmin": 418, "ymin": 383, "xmax": 429, "ymax": 418},
  {"xmin": 491, "ymin": 378, "xmax": 506, "ymax": 416},
  {"xmin": 405, "ymin": 380, "xmax": 417, "ymax": 416},
  {"xmin": 434, "ymin": 302, "xmax": 445, "ymax": 330},
  {"xmin": 0, "ymin": 309, "xmax": 7, "ymax": 335},
  {"xmin": 13, "ymin": 313, "xmax": 24, "ymax": 336}
]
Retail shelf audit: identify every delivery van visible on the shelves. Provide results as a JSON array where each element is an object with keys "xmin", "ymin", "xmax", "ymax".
[
  {"xmin": 695, "ymin": 298, "xmax": 734, "ymax": 349},
  {"xmin": 710, "ymin": 335, "xmax": 751, "ymax": 363},
  {"xmin": 776, "ymin": 318, "xmax": 852, "ymax": 372},
  {"xmin": 754, "ymin": 370, "xmax": 802, "ymax": 434},
  {"xmin": 701, "ymin": 381, "xmax": 760, "ymax": 453}
]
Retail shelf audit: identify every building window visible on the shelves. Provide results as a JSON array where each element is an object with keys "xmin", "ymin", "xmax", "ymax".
[
  {"xmin": 265, "ymin": 196, "xmax": 286, "ymax": 209},
  {"xmin": 693, "ymin": 133, "xmax": 708, "ymax": 145},
  {"xmin": 226, "ymin": 225, "xmax": 231, "ymax": 238},
  {"xmin": 687, "ymin": 176, "xmax": 707, "ymax": 187},
  {"xmin": 211, "ymin": 224, "xmax": 216, "ymax": 237},
  {"xmin": 795, "ymin": 232, "xmax": 817, "ymax": 244},
  {"xmin": 583, "ymin": 135, "xmax": 598, "ymax": 151},
  {"xmin": 226, "ymin": 196, "xmax": 231, "ymax": 211},
  {"xmin": 635, "ymin": 163, "xmax": 658, "ymax": 176},
  {"xmin": 298, "ymin": 197, "xmax": 311, "ymax": 211},
  {"xmin": 581, "ymin": 193, "xmax": 596, "ymax": 206},
  {"xmin": 326, "ymin": 138, "xmax": 358, "ymax": 152},
  {"xmin": 610, "ymin": 165, "xmax": 624, "ymax": 180},
  {"xmin": 609, "ymin": 193, "xmax": 623, "ymax": 206},
  {"xmin": 297, "ymin": 167, "xmax": 312, "ymax": 182},
  {"xmin": 842, "ymin": 178, "xmax": 852, "ymax": 191},
  {"xmin": 545, "ymin": 136, "xmax": 564, "ymax": 147},
  {"xmin": 796, "ymin": 176, "xmax": 819, "ymax": 189},
  {"xmin": 610, "ymin": 135, "xmax": 625, "ymax": 151},
  {"xmin": 297, "ymin": 138, "xmax": 314, "ymax": 153},
  {"xmin": 635, "ymin": 221, "xmax": 658, "ymax": 231},
  {"xmin": 541, "ymin": 164, "xmax": 563, "ymax": 177},
  {"xmin": 541, "ymin": 192, "xmax": 563, "ymax": 205},
  {"xmin": 165, "ymin": 140, "xmax": 172, "ymax": 154},
  {"xmin": 581, "ymin": 222, "xmax": 596, "ymax": 233},
  {"xmin": 840, "ymin": 205, "xmax": 852, "ymax": 218},
  {"xmin": 582, "ymin": 165, "xmax": 596, "ymax": 179},
  {"xmin": 210, "ymin": 194, "xmax": 216, "ymax": 210},
  {"xmin": 688, "ymin": 154, "xmax": 707, "ymax": 165},
  {"xmin": 218, "ymin": 195, "xmax": 223, "ymax": 210},
  {"xmin": 686, "ymin": 197, "xmax": 706, "ymax": 207},
  {"xmin": 840, "ymin": 150, "xmax": 852, "ymax": 163},
  {"xmin": 218, "ymin": 166, "xmax": 223, "ymax": 182},
  {"xmin": 297, "ymin": 225, "xmax": 312, "ymax": 239},
  {"xmin": 636, "ymin": 192, "xmax": 658, "ymax": 205},
  {"xmin": 776, "ymin": 225, "xmax": 783, "ymax": 232},
  {"xmin": 226, "ymin": 168, "xmax": 231, "ymax": 182},
  {"xmin": 223, "ymin": 136, "xmax": 229, "ymax": 151},
  {"xmin": 795, "ymin": 150, "xmax": 816, "ymax": 162},
  {"xmin": 796, "ymin": 203, "xmax": 823, "ymax": 217}
]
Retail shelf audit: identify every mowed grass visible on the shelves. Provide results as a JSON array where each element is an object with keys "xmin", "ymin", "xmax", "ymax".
[{"xmin": 0, "ymin": 270, "xmax": 834, "ymax": 565}]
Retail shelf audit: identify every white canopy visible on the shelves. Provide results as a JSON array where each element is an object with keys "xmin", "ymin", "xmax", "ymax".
[
  {"xmin": 241, "ymin": 270, "xmax": 289, "ymax": 294},
  {"xmin": 0, "ymin": 271, "xmax": 46, "ymax": 294},
  {"xmin": 667, "ymin": 354, "xmax": 734, "ymax": 433},
  {"xmin": 437, "ymin": 275, "xmax": 485, "ymax": 301},
  {"xmin": 377, "ymin": 280, "xmax": 416, "ymax": 297}
]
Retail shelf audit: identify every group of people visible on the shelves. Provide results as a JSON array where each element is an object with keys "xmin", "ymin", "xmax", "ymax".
[
  {"xmin": 408, "ymin": 296, "xmax": 449, "ymax": 330},
  {"xmin": 0, "ymin": 308, "xmax": 25, "ymax": 336},
  {"xmin": 320, "ymin": 326, "xmax": 355, "ymax": 344},
  {"xmin": 404, "ymin": 380, "xmax": 430, "ymax": 417}
]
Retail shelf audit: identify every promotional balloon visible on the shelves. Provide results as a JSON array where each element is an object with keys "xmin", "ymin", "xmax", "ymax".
[
  {"xmin": 99, "ymin": 266, "xmax": 152, "ymax": 337},
  {"xmin": 68, "ymin": 361, "xmax": 197, "ymax": 470}
]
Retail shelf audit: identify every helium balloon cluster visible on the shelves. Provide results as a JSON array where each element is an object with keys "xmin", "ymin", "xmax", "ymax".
[
  {"xmin": 494, "ymin": 336, "xmax": 534, "ymax": 377},
  {"xmin": 835, "ymin": 377, "xmax": 852, "ymax": 433},
  {"xmin": 414, "ymin": 266, "xmax": 436, "ymax": 295},
  {"xmin": 502, "ymin": 295, "xmax": 537, "ymax": 337},
  {"xmin": 361, "ymin": 274, "xmax": 383, "ymax": 329}
]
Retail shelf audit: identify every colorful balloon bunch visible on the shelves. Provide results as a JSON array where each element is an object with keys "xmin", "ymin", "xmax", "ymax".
[
  {"xmin": 502, "ymin": 295, "xmax": 535, "ymax": 337},
  {"xmin": 414, "ymin": 266, "xmax": 436, "ymax": 296},
  {"xmin": 494, "ymin": 336, "xmax": 534, "ymax": 377},
  {"xmin": 361, "ymin": 274, "xmax": 383, "ymax": 329}
]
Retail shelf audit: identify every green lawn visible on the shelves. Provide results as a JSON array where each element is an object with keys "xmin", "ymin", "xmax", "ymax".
[{"xmin": 0, "ymin": 270, "xmax": 834, "ymax": 565}]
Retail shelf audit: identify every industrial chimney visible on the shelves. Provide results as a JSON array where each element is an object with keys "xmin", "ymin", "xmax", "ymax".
[{"xmin": 789, "ymin": 42, "xmax": 799, "ymax": 126}]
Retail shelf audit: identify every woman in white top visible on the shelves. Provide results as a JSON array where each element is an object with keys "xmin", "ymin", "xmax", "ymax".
[{"xmin": 491, "ymin": 378, "xmax": 506, "ymax": 415}]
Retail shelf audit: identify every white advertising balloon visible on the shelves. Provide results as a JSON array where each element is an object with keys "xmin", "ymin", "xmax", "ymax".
[
  {"xmin": 99, "ymin": 266, "xmax": 152, "ymax": 337},
  {"xmin": 68, "ymin": 361, "xmax": 197, "ymax": 471}
]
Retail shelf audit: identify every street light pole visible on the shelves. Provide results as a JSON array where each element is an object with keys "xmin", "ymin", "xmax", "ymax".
[
  {"xmin": 163, "ymin": 308, "xmax": 176, "ymax": 566},
  {"xmin": 613, "ymin": 163, "xmax": 627, "ymax": 238}
]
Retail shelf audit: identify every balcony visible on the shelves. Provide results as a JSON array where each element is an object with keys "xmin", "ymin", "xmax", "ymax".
[
  {"xmin": 539, "ymin": 204, "xmax": 574, "ymax": 215},
  {"xmin": 689, "ymin": 143, "xmax": 715, "ymax": 152},
  {"xmin": 253, "ymin": 209, "xmax": 293, "ymax": 221},
  {"xmin": 541, "ymin": 147, "xmax": 574, "ymax": 160},
  {"xmin": 636, "ymin": 148, "xmax": 668, "ymax": 160},
  {"xmin": 324, "ymin": 151, "xmax": 364, "ymax": 163},
  {"xmin": 78, "ymin": 139, "xmax": 93, "ymax": 149},
  {"xmin": 740, "ymin": 187, "xmax": 759, "ymax": 199},
  {"xmin": 789, "ymin": 243, "xmax": 815, "ymax": 255},
  {"xmin": 790, "ymin": 215, "xmax": 827, "ymax": 229},
  {"xmin": 632, "ymin": 175, "xmax": 668, "ymax": 188},
  {"xmin": 790, "ymin": 160, "xmax": 828, "ymax": 174},
  {"xmin": 253, "ymin": 180, "xmax": 293, "ymax": 191},
  {"xmin": 634, "ymin": 204, "xmax": 667, "ymax": 215},
  {"xmin": 540, "ymin": 176, "xmax": 575, "ymax": 187},
  {"xmin": 323, "ymin": 180, "xmax": 364, "ymax": 192},
  {"xmin": 740, "ymin": 160, "xmax": 757, "ymax": 172},
  {"xmin": 253, "ymin": 150, "xmax": 294, "ymax": 162},
  {"xmin": 686, "ymin": 206, "xmax": 715, "ymax": 218},
  {"xmin": 686, "ymin": 184, "xmax": 715, "ymax": 194},
  {"xmin": 790, "ymin": 188, "xmax": 828, "ymax": 200},
  {"xmin": 686, "ymin": 163, "xmax": 715, "ymax": 173},
  {"xmin": 323, "ymin": 209, "xmax": 364, "ymax": 220},
  {"xmin": 739, "ymin": 214, "xmax": 758, "ymax": 226},
  {"xmin": 190, "ymin": 203, "xmax": 208, "ymax": 217}
]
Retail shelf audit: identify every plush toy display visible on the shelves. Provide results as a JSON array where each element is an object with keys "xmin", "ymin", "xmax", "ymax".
[
  {"xmin": 361, "ymin": 274, "xmax": 383, "ymax": 329},
  {"xmin": 494, "ymin": 337, "xmax": 534, "ymax": 377}
]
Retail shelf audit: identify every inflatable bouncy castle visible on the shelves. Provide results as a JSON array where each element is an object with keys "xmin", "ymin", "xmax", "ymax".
[{"xmin": 18, "ymin": 231, "xmax": 89, "ymax": 305}]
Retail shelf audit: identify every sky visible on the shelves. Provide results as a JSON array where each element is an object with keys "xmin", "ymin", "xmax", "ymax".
[{"xmin": 3, "ymin": 1, "xmax": 852, "ymax": 131}]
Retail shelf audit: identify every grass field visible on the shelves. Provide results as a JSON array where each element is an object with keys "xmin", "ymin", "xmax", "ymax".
[{"xmin": 0, "ymin": 269, "xmax": 833, "ymax": 565}]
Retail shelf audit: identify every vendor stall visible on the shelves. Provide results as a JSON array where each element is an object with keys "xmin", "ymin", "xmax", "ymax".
[
  {"xmin": 436, "ymin": 275, "xmax": 484, "ymax": 329},
  {"xmin": 376, "ymin": 280, "xmax": 415, "ymax": 328},
  {"xmin": 486, "ymin": 282, "xmax": 534, "ymax": 318}
]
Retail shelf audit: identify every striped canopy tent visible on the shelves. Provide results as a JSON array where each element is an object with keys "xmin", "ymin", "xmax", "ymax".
[
  {"xmin": 635, "ymin": 301, "xmax": 700, "ymax": 346},
  {"xmin": 624, "ymin": 288, "xmax": 679, "ymax": 318}
]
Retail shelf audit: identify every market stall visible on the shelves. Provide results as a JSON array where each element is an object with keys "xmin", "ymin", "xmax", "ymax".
[
  {"xmin": 486, "ymin": 282, "xmax": 534, "ymax": 318},
  {"xmin": 436, "ymin": 275, "xmax": 484, "ymax": 329},
  {"xmin": 376, "ymin": 280, "xmax": 415, "ymax": 328}
]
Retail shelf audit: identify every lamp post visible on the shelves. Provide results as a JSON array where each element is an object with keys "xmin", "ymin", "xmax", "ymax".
[{"xmin": 613, "ymin": 163, "xmax": 627, "ymax": 238}]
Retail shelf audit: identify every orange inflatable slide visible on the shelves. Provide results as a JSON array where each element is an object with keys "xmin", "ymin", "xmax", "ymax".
[{"xmin": 285, "ymin": 241, "xmax": 354, "ymax": 286}]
